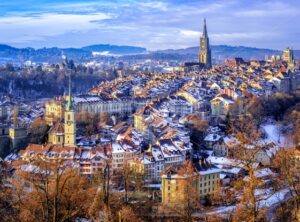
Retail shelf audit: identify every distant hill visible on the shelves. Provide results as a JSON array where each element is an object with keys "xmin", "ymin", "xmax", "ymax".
[
  {"xmin": 0, "ymin": 43, "xmax": 298, "ymax": 63},
  {"xmin": 82, "ymin": 44, "xmax": 146, "ymax": 55},
  {"xmin": 0, "ymin": 44, "xmax": 147, "ymax": 64},
  {"xmin": 155, "ymin": 45, "xmax": 300, "ymax": 61}
]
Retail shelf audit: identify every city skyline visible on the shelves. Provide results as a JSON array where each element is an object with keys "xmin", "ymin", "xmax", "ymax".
[{"xmin": 0, "ymin": 0, "xmax": 299, "ymax": 50}]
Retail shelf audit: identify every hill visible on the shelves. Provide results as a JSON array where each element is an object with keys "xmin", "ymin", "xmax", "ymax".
[{"xmin": 0, "ymin": 44, "xmax": 298, "ymax": 63}]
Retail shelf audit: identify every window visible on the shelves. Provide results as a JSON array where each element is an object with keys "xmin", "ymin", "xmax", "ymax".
[{"xmin": 68, "ymin": 114, "xmax": 70, "ymax": 120}]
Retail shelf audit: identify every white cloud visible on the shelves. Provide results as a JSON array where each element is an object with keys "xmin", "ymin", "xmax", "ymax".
[
  {"xmin": 235, "ymin": 2, "xmax": 300, "ymax": 17},
  {"xmin": 0, "ymin": 12, "xmax": 113, "ymax": 44},
  {"xmin": 180, "ymin": 30, "xmax": 201, "ymax": 38},
  {"xmin": 210, "ymin": 32, "xmax": 277, "ymax": 41},
  {"xmin": 138, "ymin": 2, "xmax": 168, "ymax": 11}
]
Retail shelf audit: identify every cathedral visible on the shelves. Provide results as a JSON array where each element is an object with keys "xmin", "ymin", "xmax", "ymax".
[{"xmin": 198, "ymin": 19, "xmax": 212, "ymax": 69}]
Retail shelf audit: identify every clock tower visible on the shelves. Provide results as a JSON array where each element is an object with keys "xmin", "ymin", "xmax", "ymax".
[{"xmin": 64, "ymin": 72, "xmax": 76, "ymax": 147}]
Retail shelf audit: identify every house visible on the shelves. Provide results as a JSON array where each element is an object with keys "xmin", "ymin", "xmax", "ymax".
[{"xmin": 161, "ymin": 165, "xmax": 199, "ymax": 206}]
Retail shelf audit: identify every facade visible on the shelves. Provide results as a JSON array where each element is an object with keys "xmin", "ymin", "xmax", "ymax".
[
  {"xmin": 161, "ymin": 161, "xmax": 221, "ymax": 205},
  {"xmin": 9, "ymin": 106, "xmax": 27, "ymax": 151},
  {"xmin": 75, "ymin": 96, "xmax": 133, "ymax": 115},
  {"xmin": 79, "ymin": 148, "xmax": 108, "ymax": 176},
  {"xmin": 197, "ymin": 161, "xmax": 221, "ymax": 197},
  {"xmin": 168, "ymin": 99, "xmax": 193, "ymax": 116},
  {"xmin": 211, "ymin": 96, "xmax": 234, "ymax": 117},
  {"xmin": 48, "ymin": 122, "xmax": 64, "ymax": 145},
  {"xmin": 45, "ymin": 99, "xmax": 64, "ymax": 126},
  {"xmin": 0, "ymin": 105, "xmax": 8, "ymax": 119},
  {"xmin": 198, "ymin": 19, "xmax": 212, "ymax": 69},
  {"xmin": 9, "ymin": 127, "xmax": 27, "ymax": 151},
  {"xmin": 64, "ymin": 76, "xmax": 76, "ymax": 147},
  {"xmin": 161, "ymin": 166, "xmax": 199, "ymax": 205},
  {"xmin": 282, "ymin": 47, "xmax": 294, "ymax": 63}
]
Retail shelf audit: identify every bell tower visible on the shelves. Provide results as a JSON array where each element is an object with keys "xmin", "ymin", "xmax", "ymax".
[
  {"xmin": 198, "ymin": 18, "xmax": 212, "ymax": 69},
  {"xmin": 64, "ymin": 72, "xmax": 76, "ymax": 147}
]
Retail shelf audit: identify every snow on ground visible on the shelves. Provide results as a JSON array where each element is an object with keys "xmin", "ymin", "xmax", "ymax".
[
  {"xmin": 207, "ymin": 206, "xmax": 236, "ymax": 215},
  {"xmin": 258, "ymin": 189, "xmax": 290, "ymax": 208},
  {"xmin": 261, "ymin": 123, "xmax": 293, "ymax": 148},
  {"xmin": 204, "ymin": 188, "xmax": 290, "ymax": 216}
]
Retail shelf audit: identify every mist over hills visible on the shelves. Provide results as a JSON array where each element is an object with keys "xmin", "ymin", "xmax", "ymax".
[{"xmin": 0, "ymin": 44, "xmax": 298, "ymax": 64}]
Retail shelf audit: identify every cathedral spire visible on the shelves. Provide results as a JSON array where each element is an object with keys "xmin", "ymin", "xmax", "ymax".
[
  {"xmin": 66, "ymin": 72, "xmax": 73, "ymax": 111},
  {"xmin": 203, "ymin": 18, "xmax": 207, "ymax": 37},
  {"xmin": 199, "ymin": 18, "xmax": 212, "ymax": 69}
]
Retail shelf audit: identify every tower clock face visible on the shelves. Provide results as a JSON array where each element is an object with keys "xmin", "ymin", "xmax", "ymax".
[{"xmin": 67, "ymin": 121, "xmax": 73, "ymax": 126}]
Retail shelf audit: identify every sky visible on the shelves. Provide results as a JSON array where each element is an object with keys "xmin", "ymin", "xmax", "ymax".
[{"xmin": 0, "ymin": 0, "xmax": 299, "ymax": 50}]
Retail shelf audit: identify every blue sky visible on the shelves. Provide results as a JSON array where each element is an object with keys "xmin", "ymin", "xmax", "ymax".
[{"xmin": 0, "ymin": 0, "xmax": 299, "ymax": 50}]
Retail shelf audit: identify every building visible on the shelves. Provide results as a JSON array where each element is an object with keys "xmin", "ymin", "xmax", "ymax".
[
  {"xmin": 210, "ymin": 95, "xmax": 234, "ymax": 117},
  {"xmin": 198, "ymin": 19, "xmax": 212, "ymax": 69},
  {"xmin": 161, "ymin": 161, "xmax": 221, "ymax": 205},
  {"xmin": 161, "ymin": 165, "xmax": 199, "ymax": 206},
  {"xmin": 282, "ymin": 47, "xmax": 295, "ymax": 63},
  {"xmin": 45, "ymin": 99, "xmax": 64, "ymax": 126},
  {"xmin": 48, "ymin": 122, "xmax": 64, "ymax": 145},
  {"xmin": 64, "ymin": 74, "xmax": 76, "ymax": 147},
  {"xmin": 196, "ymin": 160, "xmax": 221, "ymax": 197},
  {"xmin": 0, "ymin": 104, "xmax": 8, "ymax": 120},
  {"xmin": 0, "ymin": 124, "xmax": 10, "ymax": 157},
  {"xmin": 9, "ymin": 106, "xmax": 27, "ymax": 151}
]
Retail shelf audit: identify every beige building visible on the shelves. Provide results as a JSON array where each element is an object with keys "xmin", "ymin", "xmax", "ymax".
[
  {"xmin": 161, "ymin": 161, "xmax": 221, "ymax": 205},
  {"xmin": 198, "ymin": 162, "xmax": 221, "ymax": 197},
  {"xmin": 45, "ymin": 99, "xmax": 64, "ymax": 126},
  {"xmin": 161, "ymin": 165, "xmax": 199, "ymax": 205},
  {"xmin": 48, "ymin": 122, "xmax": 64, "ymax": 145},
  {"xmin": 9, "ymin": 106, "xmax": 27, "ymax": 151}
]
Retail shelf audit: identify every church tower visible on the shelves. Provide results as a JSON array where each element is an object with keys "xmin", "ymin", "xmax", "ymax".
[
  {"xmin": 64, "ymin": 73, "xmax": 76, "ymax": 147},
  {"xmin": 199, "ymin": 19, "xmax": 212, "ymax": 69}
]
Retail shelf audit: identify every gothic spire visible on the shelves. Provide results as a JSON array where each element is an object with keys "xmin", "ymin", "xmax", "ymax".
[
  {"xmin": 66, "ymin": 72, "xmax": 73, "ymax": 111},
  {"xmin": 13, "ymin": 105, "xmax": 18, "ymax": 128},
  {"xmin": 203, "ymin": 18, "xmax": 207, "ymax": 37}
]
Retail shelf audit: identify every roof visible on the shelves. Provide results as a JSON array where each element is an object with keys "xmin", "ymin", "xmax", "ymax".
[{"xmin": 48, "ymin": 122, "xmax": 64, "ymax": 135}]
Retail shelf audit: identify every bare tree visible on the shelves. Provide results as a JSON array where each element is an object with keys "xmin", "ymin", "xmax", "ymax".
[
  {"xmin": 273, "ymin": 148, "xmax": 300, "ymax": 221},
  {"xmin": 11, "ymin": 159, "xmax": 96, "ymax": 222}
]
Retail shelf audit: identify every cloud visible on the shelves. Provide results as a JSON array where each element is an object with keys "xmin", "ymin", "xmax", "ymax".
[
  {"xmin": 235, "ymin": 1, "xmax": 300, "ymax": 17},
  {"xmin": 180, "ymin": 30, "xmax": 201, "ymax": 38},
  {"xmin": 138, "ymin": 2, "xmax": 168, "ymax": 11},
  {"xmin": 0, "ymin": 12, "xmax": 113, "ymax": 44},
  {"xmin": 210, "ymin": 32, "xmax": 277, "ymax": 41},
  {"xmin": 0, "ymin": 0, "xmax": 298, "ymax": 49}
]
